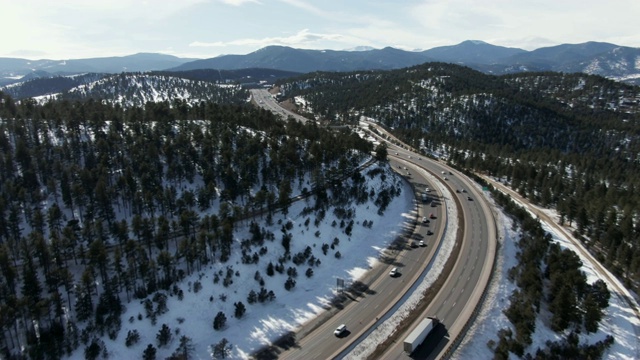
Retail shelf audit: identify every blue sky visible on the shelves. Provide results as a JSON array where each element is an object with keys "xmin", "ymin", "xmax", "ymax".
[{"xmin": 2, "ymin": 0, "xmax": 639, "ymax": 60}]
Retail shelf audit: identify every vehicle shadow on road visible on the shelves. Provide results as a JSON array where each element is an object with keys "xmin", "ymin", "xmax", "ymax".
[{"xmin": 409, "ymin": 323, "xmax": 450, "ymax": 360}]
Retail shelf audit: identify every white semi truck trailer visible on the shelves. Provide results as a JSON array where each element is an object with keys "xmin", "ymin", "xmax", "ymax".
[{"xmin": 403, "ymin": 317, "xmax": 438, "ymax": 354}]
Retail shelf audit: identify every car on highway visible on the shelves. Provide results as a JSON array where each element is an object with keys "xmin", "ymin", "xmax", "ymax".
[
  {"xmin": 430, "ymin": 213, "xmax": 436, "ymax": 219},
  {"xmin": 427, "ymin": 230, "xmax": 433, "ymax": 235},
  {"xmin": 467, "ymin": 196, "xmax": 473, "ymax": 201},
  {"xmin": 411, "ymin": 241, "xmax": 418, "ymax": 248},
  {"xmin": 444, "ymin": 176, "xmax": 448, "ymax": 180},
  {"xmin": 422, "ymin": 217, "xmax": 429, "ymax": 224},
  {"xmin": 425, "ymin": 187, "xmax": 430, "ymax": 192},
  {"xmin": 334, "ymin": 324, "xmax": 347, "ymax": 336},
  {"xmin": 389, "ymin": 267, "xmax": 399, "ymax": 277},
  {"xmin": 419, "ymin": 240, "xmax": 426, "ymax": 247}
]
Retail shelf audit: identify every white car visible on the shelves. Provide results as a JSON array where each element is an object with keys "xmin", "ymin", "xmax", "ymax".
[
  {"xmin": 334, "ymin": 324, "xmax": 347, "ymax": 336},
  {"xmin": 419, "ymin": 240, "xmax": 426, "ymax": 247},
  {"xmin": 389, "ymin": 267, "xmax": 398, "ymax": 277}
]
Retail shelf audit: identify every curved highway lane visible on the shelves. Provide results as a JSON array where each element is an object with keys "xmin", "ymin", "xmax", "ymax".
[{"xmin": 367, "ymin": 123, "xmax": 497, "ymax": 360}]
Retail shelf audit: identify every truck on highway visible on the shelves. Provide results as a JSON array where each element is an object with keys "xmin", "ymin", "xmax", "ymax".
[{"xmin": 403, "ymin": 317, "xmax": 438, "ymax": 354}]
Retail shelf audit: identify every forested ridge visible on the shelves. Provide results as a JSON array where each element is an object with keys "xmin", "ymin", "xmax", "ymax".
[
  {"xmin": 276, "ymin": 63, "xmax": 640, "ymax": 292},
  {"xmin": 1, "ymin": 72, "xmax": 249, "ymax": 107},
  {"xmin": 0, "ymin": 93, "xmax": 393, "ymax": 358},
  {"xmin": 276, "ymin": 64, "xmax": 639, "ymax": 358}
]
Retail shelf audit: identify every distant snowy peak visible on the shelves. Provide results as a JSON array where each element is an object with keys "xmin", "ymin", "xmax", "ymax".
[
  {"xmin": 577, "ymin": 48, "xmax": 640, "ymax": 82},
  {"xmin": 344, "ymin": 46, "xmax": 377, "ymax": 52}
]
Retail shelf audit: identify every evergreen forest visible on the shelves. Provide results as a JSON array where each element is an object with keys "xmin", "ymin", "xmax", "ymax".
[
  {"xmin": 276, "ymin": 63, "xmax": 640, "ymax": 293},
  {"xmin": 0, "ymin": 92, "xmax": 384, "ymax": 358}
]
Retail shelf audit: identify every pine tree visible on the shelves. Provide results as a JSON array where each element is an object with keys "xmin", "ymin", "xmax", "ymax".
[
  {"xmin": 582, "ymin": 293, "xmax": 602, "ymax": 333},
  {"xmin": 74, "ymin": 281, "xmax": 94, "ymax": 322},
  {"xmin": 213, "ymin": 311, "xmax": 227, "ymax": 330},
  {"xmin": 234, "ymin": 301, "xmax": 246, "ymax": 319},
  {"xmin": 173, "ymin": 335, "xmax": 195, "ymax": 360},
  {"xmin": 156, "ymin": 323, "xmax": 172, "ymax": 347},
  {"xmin": 212, "ymin": 338, "xmax": 232, "ymax": 359},
  {"xmin": 142, "ymin": 344, "xmax": 157, "ymax": 360},
  {"xmin": 21, "ymin": 256, "xmax": 43, "ymax": 316}
]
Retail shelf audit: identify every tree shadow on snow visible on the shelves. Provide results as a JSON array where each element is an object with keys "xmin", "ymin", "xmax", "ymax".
[{"xmin": 253, "ymin": 331, "xmax": 299, "ymax": 360}]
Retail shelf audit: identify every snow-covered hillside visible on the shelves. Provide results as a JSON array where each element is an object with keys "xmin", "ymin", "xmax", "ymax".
[
  {"xmin": 65, "ymin": 162, "xmax": 413, "ymax": 359},
  {"xmin": 61, "ymin": 73, "xmax": 245, "ymax": 107}
]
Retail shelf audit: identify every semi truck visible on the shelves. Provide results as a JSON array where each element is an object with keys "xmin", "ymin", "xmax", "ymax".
[{"xmin": 403, "ymin": 317, "xmax": 438, "ymax": 354}]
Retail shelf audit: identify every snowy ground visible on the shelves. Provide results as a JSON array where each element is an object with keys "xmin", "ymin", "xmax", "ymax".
[
  {"xmin": 69, "ymin": 164, "xmax": 416, "ymax": 359},
  {"xmin": 453, "ymin": 181, "xmax": 640, "ymax": 360}
]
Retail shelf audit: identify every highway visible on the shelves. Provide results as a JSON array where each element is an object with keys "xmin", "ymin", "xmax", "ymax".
[
  {"xmin": 379, "ymin": 140, "xmax": 496, "ymax": 360},
  {"xmin": 250, "ymin": 88, "xmax": 311, "ymax": 123},
  {"xmin": 250, "ymin": 89, "xmax": 497, "ymax": 360}
]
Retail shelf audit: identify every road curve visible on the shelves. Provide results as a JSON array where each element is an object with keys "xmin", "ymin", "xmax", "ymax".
[
  {"xmin": 361, "ymin": 121, "xmax": 497, "ymax": 360},
  {"xmin": 249, "ymin": 92, "xmax": 497, "ymax": 360},
  {"xmin": 276, "ymin": 158, "xmax": 447, "ymax": 359}
]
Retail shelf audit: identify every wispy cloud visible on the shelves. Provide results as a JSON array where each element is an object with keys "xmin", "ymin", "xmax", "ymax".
[
  {"xmin": 190, "ymin": 29, "xmax": 344, "ymax": 48},
  {"xmin": 277, "ymin": 0, "xmax": 330, "ymax": 17},
  {"xmin": 218, "ymin": 0, "xmax": 262, "ymax": 5},
  {"xmin": 278, "ymin": 0, "xmax": 394, "ymax": 27}
]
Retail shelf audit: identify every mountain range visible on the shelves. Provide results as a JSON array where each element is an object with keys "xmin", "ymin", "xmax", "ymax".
[{"xmin": 1, "ymin": 40, "xmax": 639, "ymax": 90}]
